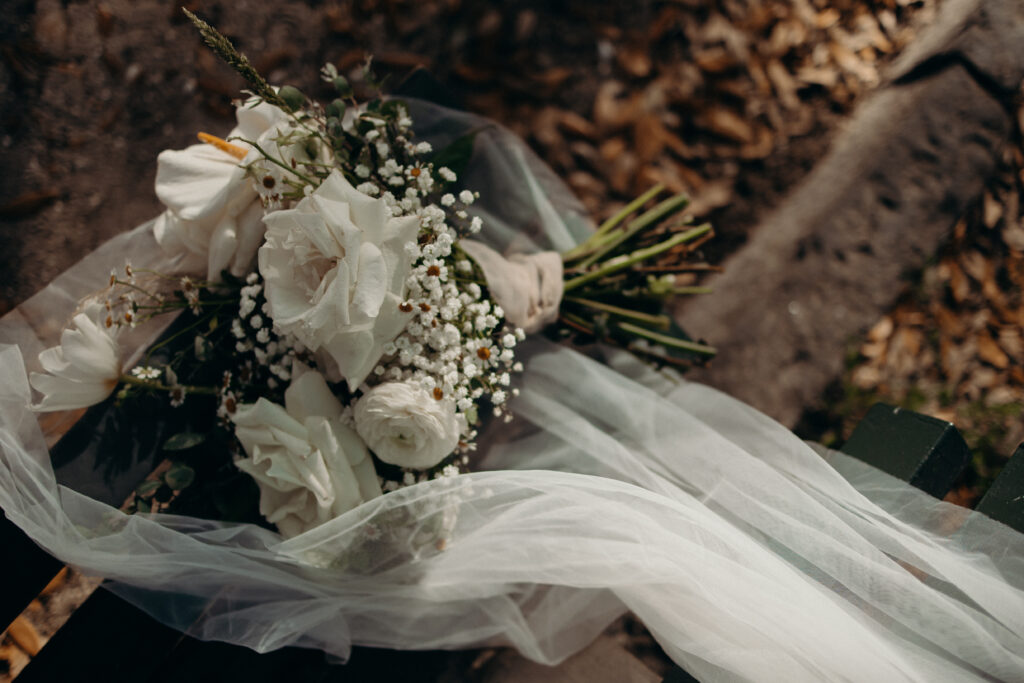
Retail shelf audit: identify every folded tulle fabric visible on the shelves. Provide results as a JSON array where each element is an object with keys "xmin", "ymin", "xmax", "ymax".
[{"xmin": 1, "ymin": 101, "xmax": 1022, "ymax": 682}]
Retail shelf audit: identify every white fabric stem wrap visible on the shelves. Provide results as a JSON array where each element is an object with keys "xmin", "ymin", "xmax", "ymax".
[{"xmin": 459, "ymin": 240, "xmax": 563, "ymax": 334}]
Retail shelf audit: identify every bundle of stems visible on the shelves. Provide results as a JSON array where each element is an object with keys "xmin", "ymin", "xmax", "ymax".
[{"xmin": 558, "ymin": 184, "xmax": 717, "ymax": 367}]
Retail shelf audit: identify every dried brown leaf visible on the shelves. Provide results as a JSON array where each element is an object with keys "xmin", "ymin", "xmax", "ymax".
[
  {"xmin": 0, "ymin": 188, "xmax": 60, "ymax": 219},
  {"xmin": 697, "ymin": 107, "xmax": 754, "ymax": 144},
  {"xmin": 559, "ymin": 110, "xmax": 598, "ymax": 140},
  {"xmin": 593, "ymin": 80, "xmax": 635, "ymax": 131},
  {"xmin": 694, "ymin": 47, "xmax": 739, "ymax": 74},
  {"xmin": 947, "ymin": 261, "xmax": 970, "ymax": 303},
  {"xmin": 978, "ymin": 331, "xmax": 1010, "ymax": 369},
  {"xmin": 767, "ymin": 59, "xmax": 801, "ymax": 110},
  {"xmin": 867, "ymin": 316, "xmax": 894, "ymax": 342},
  {"xmin": 739, "ymin": 126, "xmax": 774, "ymax": 159},
  {"xmin": 983, "ymin": 191, "xmax": 1003, "ymax": 228},
  {"xmin": 599, "ymin": 137, "xmax": 628, "ymax": 162},
  {"xmin": 767, "ymin": 19, "xmax": 808, "ymax": 57},
  {"xmin": 796, "ymin": 65, "xmax": 839, "ymax": 88},
  {"xmin": 687, "ymin": 179, "xmax": 734, "ymax": 217},
  {"xmin": 453, "ymin": 62, "xmax": 492, "ymax": 83},
  {"xmin": 617, "ymin": 46, "xmax": 653, "ymax": 79},
  {"xmin": 532, "ymin": 67, "xmax": 573, "ymax": 90}
]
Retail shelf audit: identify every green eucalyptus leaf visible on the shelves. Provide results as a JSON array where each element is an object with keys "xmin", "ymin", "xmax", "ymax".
[
  {"xmin": 136, "ymin": 499, "xmax": 151, "ymax": 514},
  {"xmin": 277, "ymin": 85, "xmax": 306, "ymax": 111},
  {"xmin": 163, "ymin": 431, "xmax": 206, "ymax": 451},
  {"xmin": 135, "ymin": 480, "xmax": 162, "ymax": 498},
  {"xmin": 429, "ymin": 128, "xmax": 484, "ymax": 183},
  {"xmin": 164, "ymin": 464, "xmax": 196, "ymax": 491}
]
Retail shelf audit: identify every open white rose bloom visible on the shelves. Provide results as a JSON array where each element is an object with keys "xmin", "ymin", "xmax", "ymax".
[
  {"xmin": 1, "ymin": 100, "xmax": 1023, "ymax": 682},
  {"xmin": 232, "ymin": 365, "xmax": 382, "ymax": 539},
  {"xmin": 259, "ymin": 171, "xmax": 419, "ymax": 390}
]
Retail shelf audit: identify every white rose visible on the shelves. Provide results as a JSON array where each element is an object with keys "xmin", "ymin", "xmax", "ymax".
[
  {"xmin": 354, "ymin": 382, "xmax": 465, "ymax": 470},
  {"xmin": 231, "ymin": 365, "xmax": 382, "ymax": 538},
  {"xmin": 154, "ymin": 100, "xmax": 325, "ymax": 281},
  {"xmin": 29, "ymin": 306, "xmax": 121, "ymax": 411},
  {"xmin": 259, "ymin": 170, "xmax": 419, "ymax": 390}
]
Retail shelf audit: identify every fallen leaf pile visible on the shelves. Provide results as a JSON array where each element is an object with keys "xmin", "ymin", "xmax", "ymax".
[{"xmin": 319, "ymin": 0, "xmax": 937, "ymax": 238}]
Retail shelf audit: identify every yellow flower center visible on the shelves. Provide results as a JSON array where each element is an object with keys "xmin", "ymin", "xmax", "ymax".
[{"xmin": 197, "ymin": 132, "xmax": 249, "ymax": 160}]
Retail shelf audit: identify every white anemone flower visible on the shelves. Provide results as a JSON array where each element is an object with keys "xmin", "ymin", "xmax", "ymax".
[
  {"xmin": 259, "ymin": 170, "xmax": 419, "ymax": 390},
  {"xmin": 29, "ymin": 309, "xmax": 121, "ymax": 412},
  {"xmin": 153, "ymin": 100, "xmax": 327, "ymax": 281}
]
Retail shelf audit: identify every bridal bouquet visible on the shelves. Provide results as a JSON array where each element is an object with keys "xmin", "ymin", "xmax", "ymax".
[{"xmin": 25, "ymin": 12, "xmax": 715, "ymax": 541}]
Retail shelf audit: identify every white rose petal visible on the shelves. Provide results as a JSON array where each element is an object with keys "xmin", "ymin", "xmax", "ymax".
[
  {"xmin": 259, "ymin": 170, "xmax": 419, "ymax": 390},
  {"xmin": 231, "ymin": 366, "xmax": 382, "ymax": 539},
  {"xmin": 354, "ymin": 381, "xmax": 465, "ymax": 470}
]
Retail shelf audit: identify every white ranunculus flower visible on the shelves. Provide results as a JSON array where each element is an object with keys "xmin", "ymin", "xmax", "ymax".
[
  {"xmin": 29, "ymin": 308, "xmax": 121, "ymax": 411},
  {"xmin": 154, "ymin": 100, "xmax": 326, "ymax": 281},
  {"xmin": 353, "ymin": 382, "xmax": 465, "ymax": 470},
  {"xmin": 231, "ymin": 365, "xmax": 382, "ymax": 539},
  {"xmin": 259, "ymin": 170, "xmax": 419, "ymax": 390}
]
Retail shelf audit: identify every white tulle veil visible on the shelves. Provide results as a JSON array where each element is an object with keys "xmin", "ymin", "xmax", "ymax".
[{"xmin": 0, "ymin": 100, "xmax": 1022, "ymax": 682}]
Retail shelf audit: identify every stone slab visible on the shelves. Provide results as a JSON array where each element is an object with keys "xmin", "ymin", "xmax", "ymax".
[
  {"xmin": 888, "ymin": 0, "xmax": 1024, "ymax": 93},
  {"xmin": 677, "ymin": 63, "xmax": 1011, "ymax": 428}
]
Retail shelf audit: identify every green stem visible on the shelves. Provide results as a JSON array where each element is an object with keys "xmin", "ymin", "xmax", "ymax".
[
  {"xmin": 111, "ymin": 279, "xmax": 160, "ymax": 301},
  {"xmin": 235, "ymin": 139, "xmax": 318, "ymax": 186},
  {"xmin": 575, "ymin": 192, "xmax": 690, "ymax": 270},
  {"xmin": 617, "ymin": 322, "xmax": 717, "ymax": 356},
  {"xmin": 670, "ymin": 286, "xmax": 713, "ymax": 295},
  {"xmin": 120, "ymin": 375, "xmax": 219, "ymax": 395},
  {"xmin": 564, "ymin": 224, "xmax": 711, "ymax": 292},
  {"xmin": 563, "ymin": 184, "xmax": 664, "ymax": 261},
  {"xmin": 563, "ymin": 296, "xmax": 671, "ymax": 330},
  {"xmin": 144, "ymin": 311, "xmax": 220, "ymax": 364}
]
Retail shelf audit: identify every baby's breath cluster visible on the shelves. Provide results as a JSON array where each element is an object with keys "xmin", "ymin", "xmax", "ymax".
[
  {"xmin": 358, "ymin": 186, "xmax": 524, "ymax": 462},
  {"xmin": 228, "ymin": 272, "xmax": 305, "ymax": 393}
]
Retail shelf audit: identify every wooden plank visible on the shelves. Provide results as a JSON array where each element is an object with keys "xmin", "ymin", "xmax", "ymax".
[
  {"xmin": 0, "ymin": 513, "xmax": 63, "ymax": 631},
  {"xmin": 975, "ymin": 443, "xmax": 1024, "ymax": 533},
  {"xmin": 839, "ymin": 403, "xmax": 971, "ymax": 498}
]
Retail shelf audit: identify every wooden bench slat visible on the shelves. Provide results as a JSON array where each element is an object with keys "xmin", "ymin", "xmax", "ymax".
[
  {"xmin": 975, "ymin": 443, "xmax": 1024, "ymax": 533},
  {"xmin": 839, "ymin": 402, "xmax": 971, "ymax": 499}
]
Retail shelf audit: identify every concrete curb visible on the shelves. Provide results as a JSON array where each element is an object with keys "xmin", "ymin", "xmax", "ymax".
[{"xmin": 676, "ymin": 0, "xmax": 1022, "ymax": 428}]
